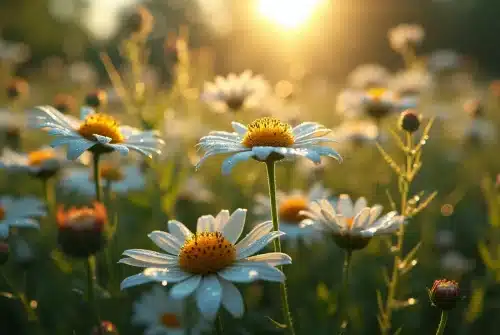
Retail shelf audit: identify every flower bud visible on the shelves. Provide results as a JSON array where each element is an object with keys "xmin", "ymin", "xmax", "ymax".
[
  {"xmin": 91, "ymin": 321, "xmax": 119, "ymax": 335},
  {"xmin": 54, "ymin": 93, "xmax": 76, "ymax": 114},
  {"xmin": 57, "ymin": 203, "xmax": 108, "ymax": 258},
  {"xmin": 399, "ymin": 109, "xmax": 421, "ymax": 133},
  {"xmin": 6, "ymin": 78, "xmax": 29, "ymax": 100},
  {"xmin": 430, "ymin": 279, "xmax": 460, "ymax": 310},
  {"xmin": 84, "ymin": 90, "xmax": 107, "ymax": 109},
  {"xmin": 0, "ymin": 241, "xmax": 9, "ymax": 265}
]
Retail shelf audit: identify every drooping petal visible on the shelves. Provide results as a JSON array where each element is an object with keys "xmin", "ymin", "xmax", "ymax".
[
  {"xmin": 219, "ymin": 278, "xmax": 245, "ymax": 318},
  {"xmin": 168, "ymin": 220, "xmax": 193, "ymax": 243},
  {"xmin": 235, "ymin": 220, "xmax": 273, "ymax": 252},
  {"xmin": 122, "ymin": 249, "xmax": 178, "ymax": 265},
  {"xmin": 120, "ymin": 272, "xmax": 156, "ymax": 290},
  {"xmin": 236, "ymin": 231, "xmax": 285, "ymax": 259},
  {"xmin": 195, "ymin": 275, "xmax": 222, "ymax": 320},
  {"xmin": 221, "ymin": 151, "xmax": 254, "ymax": 175},
  {"xmin": 143, "ymin": 267, "xmax": 193, "ymax": 283},
  {"xmin": 170, "ymin": 275, "xmax": 202, "ymax": 299}
]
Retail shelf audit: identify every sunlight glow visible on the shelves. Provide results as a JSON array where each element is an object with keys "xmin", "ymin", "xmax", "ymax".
[{"xmin": 258, "ymin": 0, "xmax": 324, "ymax": 29}]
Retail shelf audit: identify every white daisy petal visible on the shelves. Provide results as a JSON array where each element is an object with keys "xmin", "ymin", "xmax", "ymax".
[
  {"xmin": 217, "ymin": 265, "xmax": 260, "ymax": 283},
  {"xmin": 245, "ymin": 252, "xmax": 292, "ymax": 267},
  {"xmin": 143, "ymin": 267, "xmax": 193, "ymax": 283},
  {"xmin": 196, "ymin": 275, "xmax": 222, "ymax": 320},
  {"xmin": 170, "ymin": 275, "xmax": 202, "ymax": 299},
  {"xmin": 337, "ymin": 194, "xmax": 354, "ymax": 218},
  {"xmin": 148, "ymin": 231, "xmax": 182, "ymax": 255},
  {"xmin": 237, "ymin": 231, "xmax": 285, "ymax": 259},
  {"xmin": 196, "ymin": 215, "xmax": 216, "ymax": 232},
  {"xmin": 221, "ymin": 151, "xmax": 254, "ymax": 175},
  {"xmin": 214, "ymin": 210, "xmax": 230, "ymax": 232},
  {"xmin": 120, "ymin": 273, "xmax": 156, "ymax": 290},
  {"xmin": 168, "ymin": 220, "xmax": 193, "ymax": 243},
  {"xmin": 219, "ymin": 279, "xmax": 245, "ymax": 318},
  {"xmin": 122, "ymin": 249, "xmax": 178, "ymax": 264},
  {"xmin": 235, "ymin": 220, "xmax": 273, "ymax": 252},
  {"xmin": 222, "ymin": 209, "xmax": 247, "ymax": 244}
]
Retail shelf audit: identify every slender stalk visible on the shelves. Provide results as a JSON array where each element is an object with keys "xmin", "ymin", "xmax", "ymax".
[
  {"xmin": 92, "ymin": 153, "xmax": 102, "ymax": 203},
  {"xmin": 86, "ymin": 256, "xmax": 101, "ymax": 333},
  {"xmin": 338, "ymin": 250, "xmax": 353, "ymax": 333},
  {"xmin": 42, "ymin": 177, "xmax": 56, "ymax": 239},
  {"xmin": 216, "ymin": 315, "xmax": 224, "ymax": 335},
  {"xmin": 435, "ymin": 311, "xmax": 448, "ymax": 335},
  {"xmin": 265, "ymin": 161, "xmax": 296, "ymax": 335},
  {"xmin": 380, "ymin": 133, "xmax": 413, "ymax": 335}
]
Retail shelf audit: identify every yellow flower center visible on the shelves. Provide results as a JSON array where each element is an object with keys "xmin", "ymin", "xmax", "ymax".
[
  {"xmin": 367, "ymin": 87, "xmax": 387, "ymax": 102},
  {"xmin": 160, "ymin": 313, "xmax": 181, "ymax": 328},
  {"xmin": 99, "ymin": 164, "xmax": 124, "ymax": 182},
  {"xmin": 77, "ymin": 113, "xmax": 124, "ymax": 144},
  {"xmin": 0, "ymin": 206, "xmax": 5, "ymax": 220},
  {"xmin": 28, "ymin": 149, "xmax": 57, "ymax": 166},
  {"xmin": 242, "ymin": 117, "xmax": 295, "ymax": 148},
  {"xmin": 346, "ymin": 217, "xmax": 354, "ymax": 229},
  {"xmin": 278, "ymin": 197, "xmax": 309, "ymax": 223},
  {"xmin": 179, "ymin": 232, "xmax": 236, "ymax": 275}
]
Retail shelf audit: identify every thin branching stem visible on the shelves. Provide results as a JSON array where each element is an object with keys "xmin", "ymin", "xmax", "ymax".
[
  {"xmin": 338, "ymin": 250, "xmax": 353, "ymax": 334},
  {"xmin": 90, "ymin": 152, "xmax": 102, "ymax": 333},
  {"xmin": 265, "ymin": 161, "xmax": 296, "ymax": 335}
]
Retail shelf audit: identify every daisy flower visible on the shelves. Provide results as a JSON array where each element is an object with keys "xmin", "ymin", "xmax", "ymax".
[
  {"xmin": 389, "ymin": 70, "xmax": 434, "ymax": 98},
  {"xmin": 119, "ymin": 209, "xmax": 291, "ymax": 320},
  {"xmin": 0, "ymin": 147, "xmax": 88, "ymax": 180},
  {"xmin": 59, "ymin": 162, "xmax": 145, "ymax": 196},
  {"xmin": 196, "ymin": 117, "xmax": 341, "ymax": 175},
  {"xmin": 427, "ymin": 50, "xmax": 462, "ymax": 74},
  {"xmin": 347, "ymin": 64, "xmax": 390, "ymax": 90},
  {"xmin": 0, "ymin": 196, "xmax": 45, "ymax": 238},
  {"xmin": 253, "ymin": 183, "xmax": 331, "ymax": 247},
  {"xmin": 388, "ymin": 24, "xmax": 425, "ymax": 52},
  {"xmin": 202, "ymin": 70, "xmax": 270, "ymax": 113},
  {"xmin": 132, "ymin": 285, "xmax": 211, "ymax": 335},
  {"xmin": 162, "ymin": 109, "xmax": 207, "ymax": 157},
  {"xmin": 361, "ymin": 87, "xmax": 416, "ymax": 121},
  {"xmin": 301, "ymin": 195, "xmax": 405, "ymax": 251},
  {"xmin": 29, "ymin": 106, "xmax": 164, "ymax": 160},
  {"xmin": 332, "ymin": 120, "xmax": 381, "ymax": 146}
]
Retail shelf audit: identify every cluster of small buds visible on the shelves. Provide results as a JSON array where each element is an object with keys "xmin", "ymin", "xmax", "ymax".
[{"xmin": 429, "ymin": 279, "xmax": 460, "ymax": 311}]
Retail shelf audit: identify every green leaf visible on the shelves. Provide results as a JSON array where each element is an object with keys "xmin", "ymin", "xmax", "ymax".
[
  {"xmin": 465, "ymin": 283, "xmax": 485, "ymax": 324},
  {"xmin": 478, "ymin": 242, "xmax": 498, "ymax": 270},
  {"xmin": 316, "ymin": 282, "xmax": 329, "ymax": 302}
]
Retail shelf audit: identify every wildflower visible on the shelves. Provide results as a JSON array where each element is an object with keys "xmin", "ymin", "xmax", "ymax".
[
  {"xmin": 0, "ymin": 147, "xmax": 76, "ymax": 180},
  {"xmin": 389, "ymin": 70, "xmax": 433, "ymax": 98},
  {"xmin": 347, "ymin": 64, "xmax": 390, "ymax": 90},
  {"xmin": 92, "ymin": 321, "xmax": 119, "ymax": 335},
  {"xmin": 0, "ymin": 196, "xmax": 45, "ymax": 237},
  {"xmin": 388, "ymin": 24, "xmax": 425, "ymax": 52},
  {"xmin": 202, "ymin": 71, "xmax": 270, "ymax": 113},
  {"xmin": 84, "ymin": 90, "xmax": 108, "ymax": 109},
  {"xmin": 301, "ymin": 195, "xmax": 405, "ymax": 251},
  {"xmin": 333, "ymin": 120, "xmax": 381, "ymax": 146},
  {"xmin": 6, "ymin": 78, "xmax": 29, "ymax": 100},
  {"xmin": 120, "ymin": 209, "xmax": 291, "ymax": 320},
  {"xmin": 57, "ymin": 203, "xmax": 108, "ymax": 258},
  {"xmin": 399, "ymin": 110, "xmax": 421, "ymax": 133},
  {"xmin": 177, "ymin": 176, "xmax": 214, "ymax": 203},
  {"xmin": 60, "ymin": 163, "xmax": 145, "ymax": 196},
  {"xmin": 361, "ymin": 88, "xmax": 415, "ymax": 121},
  {"xmin": 53, "ymin": 93, "xmax": 76, "ymax": 114},
  {"xmin": 253, "ymin": 183, "xmax": 331, "ymax": 247},
  {"xmin": 196, "ymin": 117, "xmax": 341, "ymax": 175},
  {"xmin": 430, "ymin": 279, "xmax": 460, "ymax": 310},
  {"xmin": 427, "ymin": 50, "xmax": 462, "ymax": 74},
  {"xmin": 132, "ymin": 285, "xmax": 211, "ymax": 335},
  {"xmin": 30, "ymin": 106, "xmax": 164, "ymax": 159}
]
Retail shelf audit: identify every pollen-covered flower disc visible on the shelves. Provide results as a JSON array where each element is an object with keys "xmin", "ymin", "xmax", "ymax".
[
  {"xmin": 301, "ymin": 195, "xmax": 406, "ymax": 251},
  {"xmin": 119, "ymin": 209, "xmax": 291, "ymax": 320},
  {"xmin": 29, "ymin": 106, "xmax": 164, "ymax": 160},
  {"xmin": 196, "ymin": 117, "xmax": 342, "ymax": 175}
]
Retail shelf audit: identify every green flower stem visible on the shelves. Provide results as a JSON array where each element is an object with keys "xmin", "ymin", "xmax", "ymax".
[
  {"xmin": 435, "ymin": 311, "xmax": 448, "ymax": 335},
  {"xmin": 86, "ymin": 256, "xmax": 101, "ymax": 332},
  {"xmin": 92, "ymin": 152, "xmax": 102, "ymax": 203},
  {"xmin": 41, "ymin": 177, "xmax": 56, "ymax": 239},
  {"xmin": 338, "ymin": 250, "xmax": 353, "ymax": 333},
  {"xmin": 265, "ymin": 161, "xmax": 296, "ymax": 335},
  {"xmin": 216, "ymin": 315, "xmax": 224, "ymax": 335},
  {"xmin": 380, "ymin": 133, "xmax": 413, "ymax": 335}
]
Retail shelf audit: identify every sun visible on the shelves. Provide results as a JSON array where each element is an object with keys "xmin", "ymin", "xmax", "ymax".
[{"xmin": 258, "ymin": 0, "xmax": 324, "ymax": 29}]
